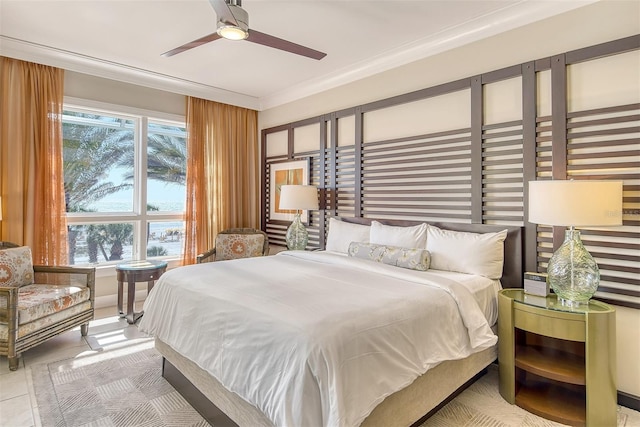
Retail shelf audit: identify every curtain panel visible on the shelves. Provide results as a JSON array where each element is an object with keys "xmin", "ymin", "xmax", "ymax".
[
  {"xmin": 183, "ymin": 97, "xmax": 259, "ymax": 264},
  {"xmin": 0, "ymin": 57, "xmax": 68, "ymax": 264}
]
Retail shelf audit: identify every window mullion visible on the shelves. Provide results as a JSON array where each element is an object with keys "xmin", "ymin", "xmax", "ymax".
[{"xmin": 138, "ymin": 117, "xmax": 149, "ymax": 260}]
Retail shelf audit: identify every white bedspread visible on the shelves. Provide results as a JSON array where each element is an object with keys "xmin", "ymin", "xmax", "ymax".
[{"xmin": 139, "ymin": 251, "xmax": 497, "ymax": 427}]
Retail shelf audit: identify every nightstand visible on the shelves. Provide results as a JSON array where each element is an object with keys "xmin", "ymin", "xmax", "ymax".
[
  {"xmin": 116, "ymin": 260, "xmax": 167, "ymax": 324},
  {"xmin": 498, "ymin": 289, "xmax": 616, "ymax": 427}
]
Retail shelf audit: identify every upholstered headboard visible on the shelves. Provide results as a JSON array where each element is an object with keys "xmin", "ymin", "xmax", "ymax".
[{"xmin": 340, "ymin": 217, "xmax": 523, "ymax": 290}]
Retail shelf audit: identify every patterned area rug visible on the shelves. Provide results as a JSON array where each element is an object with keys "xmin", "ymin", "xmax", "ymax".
[{"xmin": 31, "ymin": 340, "xmax": 207, "ymax": 427}]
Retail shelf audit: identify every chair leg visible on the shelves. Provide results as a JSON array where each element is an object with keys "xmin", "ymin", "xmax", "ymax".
[
  {"xmin": 8, "ymin": 355, "xmax": 20, "ymax": 371},
  {"xmin": 81, "ymin": 323, "xmax": 89, "ymax": 336}
]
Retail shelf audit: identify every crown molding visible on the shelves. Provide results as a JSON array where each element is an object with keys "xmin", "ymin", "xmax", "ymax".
[
  {"xmin": 258, "ymin": 0, "xmax": 597, "ymax": 110},
  {"xmin": 0, "ymin": 36, "xmax": 260, "ymax": 110}
]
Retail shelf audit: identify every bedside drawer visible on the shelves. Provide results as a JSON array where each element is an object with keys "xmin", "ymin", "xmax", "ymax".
[
  {"xmin": 138, "ymin": 271, "xmax": 162, "ymax": 281},
  {"xmin": 116, "ymin": 266, "xmax": 167, "ymax": 282},
  {"xmin": 514, "ymin": 308, "xmax": 585, "ymax": 342}
]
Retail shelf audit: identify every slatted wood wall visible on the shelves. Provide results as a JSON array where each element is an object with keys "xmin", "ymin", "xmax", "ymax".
[{"xmin": 262, "ymin": 35, "xmax": 640, "ymax": 309}]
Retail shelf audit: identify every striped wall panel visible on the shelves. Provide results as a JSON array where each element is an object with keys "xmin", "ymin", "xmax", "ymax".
[
  {"xmin": 360, "ymin": 129, "xmax": 472, "ymax": 222},
  {"xmin": 482, "ymin": 120, "xmax": 525, "ymax": 226},
  {"xmin": 335, "ymin": 145, "xmax": 357, "ymax": 218},
  {"xmin": 566, "ymin": 103, "xmax": 639, "ymax": 305},
  {"xmin": 262, "ymin": 35, "xmax": 640, "ymax": 308}
]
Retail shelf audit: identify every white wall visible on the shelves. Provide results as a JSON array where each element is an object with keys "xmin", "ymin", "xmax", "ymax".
[{"xmin": 258, "ymin": 0, "xmax": 640, "ymax": 398}]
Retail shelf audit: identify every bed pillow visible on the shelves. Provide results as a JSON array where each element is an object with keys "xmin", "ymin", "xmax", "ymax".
[
  {"xmin": 325, "ymin": 218, "xmax": 370, "ymax": 254},
  {"xmin": 370, "ymin": 221, "xmax": 427, "ymax": 249},
  {"xmin": 348, "ymin": 242, "xmax": 430, "ymax": 271},
  {"xmin": 0, "ymin": 246, "xmax": 34, "ymax": 287},
  {"xmin": 426, "ymin": 225, "xmax": 507, "ymax": 279}
]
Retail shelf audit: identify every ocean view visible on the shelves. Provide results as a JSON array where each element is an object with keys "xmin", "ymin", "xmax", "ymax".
[{"xmin": 88, "ymin": 200, "xmax": 185, "ymax": 213}]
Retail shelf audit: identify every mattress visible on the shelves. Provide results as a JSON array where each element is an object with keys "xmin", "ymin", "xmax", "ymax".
[{"xmin": 139, "ymin": 250, "xmax": 499, "ymax": 427}]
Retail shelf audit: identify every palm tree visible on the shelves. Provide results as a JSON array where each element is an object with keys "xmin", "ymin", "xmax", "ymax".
[
  {"xmin": 63, "ymin": 114, "xmax": 134, "ymax": 210},
  {"xmin": 118, "ymin": 131, "xmax": 186, "ymax": 185},
  {"xmin": 103, "ymin": 223, "xmax": 134, "ymax": 260},
  {"xmin": 147, "ymin": 246, "xmax": 169, "ymax": 257}
]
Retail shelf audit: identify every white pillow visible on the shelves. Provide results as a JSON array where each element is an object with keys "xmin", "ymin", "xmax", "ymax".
[
  {"xmin": 426, "ymin": 225, "xmax": 508, "ymax": 279},
  {"xmin": 370, "ymin": 221, "xmax": 427, "ymax": 249},
  {"xmin": 325, "ymin": 218, "xmax": 370, "ymax": 254}
]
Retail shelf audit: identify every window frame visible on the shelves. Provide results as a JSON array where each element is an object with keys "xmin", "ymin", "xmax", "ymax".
[{"xmin": 63, "ymin": 97, "xmax": 186, "ymax": 272}]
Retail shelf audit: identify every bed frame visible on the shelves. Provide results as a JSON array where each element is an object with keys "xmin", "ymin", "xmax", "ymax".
[{"xmin": 159, "ymin": 219, "xmax": 523, "ymax": 427}]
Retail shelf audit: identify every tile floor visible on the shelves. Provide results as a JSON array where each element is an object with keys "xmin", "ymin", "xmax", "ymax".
[
  {"xmin": 1, "ymin": 307, "xmax": 639, "ymax": 427},
  {"xmin": 0, "ymin": 307, "xmax": 149, "ymax": 427}
]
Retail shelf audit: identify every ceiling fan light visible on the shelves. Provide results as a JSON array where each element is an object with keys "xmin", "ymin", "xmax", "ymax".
[{"xmin": 217, "ymin": 24, "xmax": 248, "ymax": 40}]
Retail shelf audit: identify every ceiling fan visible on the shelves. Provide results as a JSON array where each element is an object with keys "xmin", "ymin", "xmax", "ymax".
[{"xmin": 162, "ymin": 0, "xmax": 326, "ymax": 60}]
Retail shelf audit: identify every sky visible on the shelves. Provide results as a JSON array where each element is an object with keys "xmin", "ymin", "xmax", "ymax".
[{"xmin": 95, "ymin": 168, "xmax": 185, "ymax": 212}]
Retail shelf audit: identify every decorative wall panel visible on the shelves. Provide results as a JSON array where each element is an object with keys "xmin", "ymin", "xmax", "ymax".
[{"xmin": 262, "ymin": 35, "xmax": 640, "ymax": 308}]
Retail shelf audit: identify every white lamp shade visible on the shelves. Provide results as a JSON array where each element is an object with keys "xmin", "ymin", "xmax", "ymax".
[
  {"xmin": 528, "ymin": 180, "xmax": 623, "ymax": 227},
  {"xmin": 279, "ymin": 185, "xmax": 318, "ymax": 211}
]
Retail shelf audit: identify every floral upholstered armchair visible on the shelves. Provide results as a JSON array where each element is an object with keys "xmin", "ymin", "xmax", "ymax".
[
  {"xmin": 196, "ymin": 228, "xmax": 269, "ymax": 263},
  {"xmin": 0, "ymin": 245, "xmax": 95, "ymax": 370}
]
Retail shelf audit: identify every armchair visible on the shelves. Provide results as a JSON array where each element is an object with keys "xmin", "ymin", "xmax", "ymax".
[
  {"xmin": 197, "ymin": 228, "xmax": 269, "ymax": 263},
  {"xmin": 0, "ymin": 246, "xmax": 95, "ymax": 370}
]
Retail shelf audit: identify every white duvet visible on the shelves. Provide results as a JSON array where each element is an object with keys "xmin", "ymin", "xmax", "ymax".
[{"xmin": 138, "ymin": 251, "xmax": 498, "ymax": 427}]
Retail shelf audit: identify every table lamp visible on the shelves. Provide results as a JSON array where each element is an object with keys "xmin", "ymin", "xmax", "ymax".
[
  {"xmin": 528, "ymin": 180, "xmax": 623, "ymax": 306},
  {"xmin": 279, "ymin": 185, "xmax": 318, "ymax": 250}
]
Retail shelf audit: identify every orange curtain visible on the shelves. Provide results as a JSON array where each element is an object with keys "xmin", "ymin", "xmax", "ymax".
[
  {"xmin": 182, "ymin": 97, "xmax": 259, "ymax": 264},
  {"xmin": 0, "ymin": 57, "xmax": 68, "ymax": 264}
]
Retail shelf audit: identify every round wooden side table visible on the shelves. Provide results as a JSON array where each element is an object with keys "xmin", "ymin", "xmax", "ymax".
[{"xmin": 116, "ymin": 260, "xmax": 167, "ymax": 324}]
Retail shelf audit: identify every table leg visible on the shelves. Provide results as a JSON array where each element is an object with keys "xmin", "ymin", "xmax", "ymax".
[
  {"xmin": 117, "ymin": 280, "xmax": 124, "ymax": 317},
  {"xmin": 126, "ymin": 279, "xmax": 138, "ymax": 324}
]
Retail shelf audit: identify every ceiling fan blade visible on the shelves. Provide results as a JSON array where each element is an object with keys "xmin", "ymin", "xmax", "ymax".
[
  {"xmin": 247, "ymin": 30, "xmax": 326, "ymax": 60},
  {"xmin": 161, "ymin": 32, "xmax": 222, "ymax": 57},
  {"xmin": 208, "ymin": 0, "xmax": 238, "ymax": 25}
]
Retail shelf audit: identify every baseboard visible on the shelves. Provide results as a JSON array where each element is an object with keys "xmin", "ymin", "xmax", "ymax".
[
  {"xmin": 619, "ymin": 391, "xmax": 640, "ymax": 412},
  {"xmin": 94, "ymin": 289, "xmax": 148, "ymax": 310}
]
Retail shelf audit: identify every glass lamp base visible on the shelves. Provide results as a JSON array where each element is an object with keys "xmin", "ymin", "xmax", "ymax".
[
  {"xmin": 548, "ymin": 229, "xmax": 599, "ymax": 305},
  {"xmin": 558, "ymin": 297, "xmax": 586, "ymax": 308},
  {"xmin": 286, "ymin": 213, "xmax": 309, "ymax": 250}
]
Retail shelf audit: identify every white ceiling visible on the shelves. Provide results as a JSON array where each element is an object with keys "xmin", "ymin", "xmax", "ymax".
[{"xmin": 0, "ymin": 0, "xmax": 595, "ymax": 110}]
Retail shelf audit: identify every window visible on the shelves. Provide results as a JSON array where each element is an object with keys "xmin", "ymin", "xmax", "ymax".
[{"xmin": 62, "ymin": 101, "xmax": 186, "ymax": 266}]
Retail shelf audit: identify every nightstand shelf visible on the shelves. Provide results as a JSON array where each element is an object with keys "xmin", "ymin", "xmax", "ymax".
[
  {"xmin": 515, "ymin": 377, "xmax": 585, "ymax": 426},
  {"xmin": 498, "ymin": 289, "xmax": 616, "ymax": 427},
  {"xmin": 515, "ymin": 344, "xmax": 585, "ymax": 384}
]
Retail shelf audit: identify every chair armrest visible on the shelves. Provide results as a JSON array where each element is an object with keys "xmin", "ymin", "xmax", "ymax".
[
  {"xmin": 32, "ymin": 265, "xmax": 96, "ymax": 304},
  {"xmin": 0, "ymin": 286, "xmax": 19, "ymax": 325},
  {"xmin": 196, "ymin": 248, "xmax": 217, "ymax": 264}
]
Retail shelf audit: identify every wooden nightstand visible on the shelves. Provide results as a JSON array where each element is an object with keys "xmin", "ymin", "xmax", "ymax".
[
  {"xmin": 116, "ymin": 260, "xmax": 167, "ymax": 324},
  {"xmin": 498, "ymin": 289, "xmax": 616, "ymax": 427}
]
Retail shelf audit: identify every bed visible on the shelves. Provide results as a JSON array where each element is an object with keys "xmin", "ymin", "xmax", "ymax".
[{"xmin": 138, "ymin": 218, "xmax": 523, "ymax": 427}]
